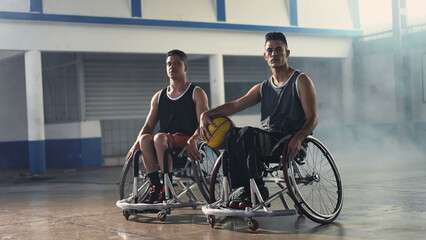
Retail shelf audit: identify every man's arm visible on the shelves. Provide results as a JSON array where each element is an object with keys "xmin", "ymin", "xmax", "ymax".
[
  {"xmin": 287, "ymin": 74, "xmax": 318, "ymax": 159},
  {"xmin": 186, "ymin": 87, "xmax": 209, "ymax": 161},
  {"xmin": 125, "ymin": 91, "xmax": 161, "ymax": 161},
  {"xmin": 200, "ymin": 83, "xmax": 262, "ymax": 132}
]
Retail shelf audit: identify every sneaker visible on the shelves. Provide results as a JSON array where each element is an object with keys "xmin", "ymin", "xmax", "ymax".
[
  {"xmin": 228, "ymin": 189, "xmax": 249, "ymax": 209},
  {"xmin": 142, "ymin": 185, "xmax": 161, "ymax": 204},
  {"xmin": 153, "ymin": 186, "xmax": 172, "ymax": 204},
  {"xmin": 238, "ymin": 186, "xmax": 270, "ymax": 209}
]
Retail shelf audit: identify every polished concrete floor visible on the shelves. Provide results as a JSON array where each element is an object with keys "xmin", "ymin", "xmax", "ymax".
[{"xmin": 1, "ymin": 146, "xmax": 425, "ymax": 240}]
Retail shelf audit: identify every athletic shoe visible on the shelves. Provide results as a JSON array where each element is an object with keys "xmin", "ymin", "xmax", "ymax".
[
  {"xmin": 142, "ymin": 185, "xmax": 161, "ymax": 204},
  {"xmin": 228, "ymin": 189, "xmax": 249, "ymax": 209},
  {"xmin": 238, "ymin": 186, "xmax": 270, "ymax": 209}
]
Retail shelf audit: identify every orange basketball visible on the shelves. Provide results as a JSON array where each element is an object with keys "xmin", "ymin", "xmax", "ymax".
[{"xmin": 203, "ymin": 116, "xmax": 234, "ymax": 149}]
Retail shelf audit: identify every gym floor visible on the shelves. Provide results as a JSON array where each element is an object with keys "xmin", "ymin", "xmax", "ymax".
[{"xmin": 1, "ymin": 148, "xmax": 425, "ymax": 240}]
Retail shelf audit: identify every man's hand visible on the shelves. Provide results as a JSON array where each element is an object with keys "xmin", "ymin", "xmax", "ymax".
[
  {"xmin": 200, "ymin": 111, "xmax": 214, "ymax": 140},
  {"xmin": 186, "ymin": 136, "xmax": 201, "ymax": 162},
  {"xmin": 125, "ymin": 142, "xmax": 139, "ymax": 162},
  {"xmin": 287, "ymin": 134, "xmax": 303, "ymax": 160}
]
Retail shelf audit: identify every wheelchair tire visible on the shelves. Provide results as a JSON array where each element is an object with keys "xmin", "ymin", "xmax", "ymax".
[
  {"xmin": 192, "ymin": 142, "xmax": 221, "ymax": 204},
  {"xmin": 118, "ymin": 150, "xmax": 151, "ymax": 203},
  {"xmin": 283, "ymin": 136, "xmax": 343, "ymax": 224},
  {"xmin": 209, "ymin": 155, "xmax": 244, "ymax": 203},
  {"xmin": 208, "ymin": 154, "xmax": 223, "ymax": 203}
]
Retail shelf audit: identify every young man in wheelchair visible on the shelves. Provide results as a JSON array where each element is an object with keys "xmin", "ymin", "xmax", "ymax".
[
  {"xmin": 200, "ymin": 32, "xmax": 318, "ymax": 209},
  {"xmin": 125, "ymin": 49, "xmax": 209, "ymax": 204}
]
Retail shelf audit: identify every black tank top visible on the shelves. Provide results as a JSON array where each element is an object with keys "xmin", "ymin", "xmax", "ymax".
[
  {"xmin": 260, "ymin": 71, "xmax": 306, "ymax": 133},
  {"xmin": 158, "ymin": 83, "xmax": 198, "ymax": 136}
]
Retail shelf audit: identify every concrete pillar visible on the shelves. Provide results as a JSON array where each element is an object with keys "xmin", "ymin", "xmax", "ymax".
[
  {"xmin": 208, "ymin": 54, "xmax": 225, "ymax": 108},
  {"xmin": 342, "ymin": 57, "xmax": 356, "ymax": 124},
  {"xmin": 25, "ymin": 50, "xmax": 47, "ymax": 174},
  {"xmin": 392, "ymin": 0, "xmax": 413, "ymax": 140}
]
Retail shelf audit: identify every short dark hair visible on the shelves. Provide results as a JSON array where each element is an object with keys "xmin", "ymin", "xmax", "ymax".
[
  {"xmin": 265, "ymin": 32, "xmax": 288, "ymax": 49},
  {"xmin": 167, "ymin": 49, "xmax": 187, "ymax": 64}
]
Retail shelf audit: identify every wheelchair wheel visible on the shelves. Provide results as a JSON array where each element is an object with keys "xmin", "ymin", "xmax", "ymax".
[
  {"xmin": 118, "ymin": 150, "xmax": 151, "ymax": 203},
  {"xmin": 208, "ymin": 154, "xmax": 223, "ymax": 203},
  {"xmin": 193, "ymin": 142, "xmax": 220, "ymax": 203},
  {"xmin": 209, "ymin": 155, "xmax": 245, "ymax": 203},
  {"xmin": 283, "ymin": 136, "xmax": 343, "ymax": 224}
]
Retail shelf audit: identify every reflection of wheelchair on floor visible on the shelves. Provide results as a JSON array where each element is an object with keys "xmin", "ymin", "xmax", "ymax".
[
  {"xmin": 202, "ymin": 135, "xmax": 343, "ymax": 231},
  {"xmin": 116, "ymin": 142, "xmax": 220, "ymax": 221}
]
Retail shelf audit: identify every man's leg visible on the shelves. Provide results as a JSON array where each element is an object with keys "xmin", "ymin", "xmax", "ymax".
[
  {"xmin": 227, "ymin": 127, "xmax": 261, "ymax": 208},
  {"xmin": 139, "ymin": 134, "xmax": 162, "ymax": 203},
  {"xmin": 226, "ymin": 127, "xmax": 249, "ymax": 189},
  {"xmin": 153, "ymin": 133, "xmax": 172, "ymax": 172},
  {"xmin": 228, "ymin": 127, "xmax": 282, "ymax": 208}
]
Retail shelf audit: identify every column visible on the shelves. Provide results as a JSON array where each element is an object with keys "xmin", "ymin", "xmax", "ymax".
[
  {"xmin": 341, "ymin": 57, "xmax": 356, "ymax": 124},
  {"xmin": 25, "ymin": 50, "xmax": 47, "ymax": 174},
  {"xmin": 209, "ymin": 54, "xmax": 225, "ymax": 108},
  {"xmin": 392, "ymin": 0, "xmax": 413, "ymax": 140}
]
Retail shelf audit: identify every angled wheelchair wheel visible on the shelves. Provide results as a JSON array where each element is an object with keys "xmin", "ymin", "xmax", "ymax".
[
  {"xmin": 119, "ymin": 150, "xmax": 151, "ymax": 203},
  {"xmin": 208, "ymin": 154, "xmax": 223, "ymax": 203},
  {"xmin": 283, "ymin": 136, "xmax": 343, "ymax": 224},
  {"xmin": 209, "ymin": 154, "xmax": 244, "ymax": 203},
  {"xmin": 193, "ymin": 142, "xmax": 221, "ymax": 203}
]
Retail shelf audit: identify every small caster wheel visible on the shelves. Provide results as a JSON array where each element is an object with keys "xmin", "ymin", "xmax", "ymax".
[
  {"xmin": 248, "ymin": 219, "xmax": 259, "ymax": 231},
  {"xmin": 208, "ymin": 215, "xmax": 215, "ymax": 228},
  {"xmin": 122, "ymin": 211, "xmax": 130, "ymax": 220},
  {"xmin": 191, "ymin": 206, "xmax": 198, "ymax": 210},
  {"xmin": 158, "ymin": 211, "xmax": 167, "ymax": 221}
]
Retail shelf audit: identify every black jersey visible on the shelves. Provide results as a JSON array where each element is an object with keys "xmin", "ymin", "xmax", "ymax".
[
  {"xmin": 158, "ymin": 83, "xmax": 198, "ymax": 136},
  {"xmin": 260, "ymin": 71, "xmax": 306, "ymax": 133}
]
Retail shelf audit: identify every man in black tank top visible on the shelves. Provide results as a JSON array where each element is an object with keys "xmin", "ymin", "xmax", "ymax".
[
  {"xmin": 200, "ymin": 32, "xmax": 319, "ymax": 209},
  {"xmin": 125, "ymin": 50, "xmax": 209, "ymax": 203}
]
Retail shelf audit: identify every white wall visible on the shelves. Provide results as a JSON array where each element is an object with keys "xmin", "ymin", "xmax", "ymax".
[
  {"xmin": 0, "ymin": 0, "xmax": 28, "ymax": 12},
  {"xmin": 45, "ymin": 121, "xmax": 101, "ymax": 140},
  {"xmin": 226, "ymin": 0, "xmax": 290, "ymax": 26},
  {"xmin": 0, "ymin": 54, "xmax": 28, "ymax": 142},
  {"xmin": 0, "ymin": 21, "xmax": 354, "ymax": 58},
  {"xmin": 142, "ymin": 0, "xmax": 216, "ymax": 22},
  {"xmin": 298, "ymin": 0, "xmax": 354, "ymax": 29},
  {"xmin": 43, "ymin": 0, "xmax": 131, "ymax": 18}
]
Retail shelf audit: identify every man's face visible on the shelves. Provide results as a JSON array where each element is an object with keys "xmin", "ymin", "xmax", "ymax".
[
  {"xmin": 166, "ymin": 55, "xmax": 187, "ymax": 79},
  {"xmin": 264, "ymin": 40, "xmax": 290, "ymax": 68}
]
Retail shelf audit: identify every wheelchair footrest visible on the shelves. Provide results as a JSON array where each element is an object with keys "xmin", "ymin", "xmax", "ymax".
[
  {"xmin": 201, "ymin": 205, "xmax": 297, "ymax": 218},
  {"xmin": 116, "ymin": 200, "xmax": 201, "ymax": 211}
]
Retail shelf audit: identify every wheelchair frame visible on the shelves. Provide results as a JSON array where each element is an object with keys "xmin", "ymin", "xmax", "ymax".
[
  {"xmin": 116, "ymin": 142, "xmax": 220, "ymax": 221},
  {"xmin": 202, "ymin": 135, "xmax": 343, "ymax": 231}
]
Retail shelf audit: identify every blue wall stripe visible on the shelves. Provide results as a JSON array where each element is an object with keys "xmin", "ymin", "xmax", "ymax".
[
  {"xmin": 217, "ymin": 0, "xmax": 226, "ymax": 22},
  {"xmin": 0, "ymin": 141, "xmax": 29, "ymax": 169},
  {"xmin": 131, "ymin": 0, "xmax": 142, "ymax": 18},
  {"xmin": 289, "ymin": 0, "xmax": 298, "ymax": 26},
  {"xmin": 28, "ymin": 140, "xmax": 47, "ymax": 174},
  {"xmin": 0, "ymin": 11, "xmax": 362, "ymax": 37},
  {"xmin": 30, "ymin": 0, "xmax": 43, "ymax": 13},
  {"xmin": 45, "ymin": 138, "xmax": 103, "ymax": 168},
  {"xmin": 0, "ymin": 138, "xmax": 103, "ymax": 169}
]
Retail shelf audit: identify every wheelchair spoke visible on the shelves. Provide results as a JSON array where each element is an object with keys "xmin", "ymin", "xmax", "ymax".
[{"xmin": 284, "ymin": 136, "xmax": 343, "ymax": 223}]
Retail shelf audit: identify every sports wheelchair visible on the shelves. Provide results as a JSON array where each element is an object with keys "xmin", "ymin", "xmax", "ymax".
[
  {"xmin": 116, "ymin": 141, "xmax": 220, "ymax": 221},
  {"xmin": 202, "ymin": 135, "xmax": 343, "ymax": 231}
]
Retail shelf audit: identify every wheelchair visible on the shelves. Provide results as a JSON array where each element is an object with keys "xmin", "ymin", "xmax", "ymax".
[
  {"xmin": 116, "ymin": 141, "xmax": 220, "ymax": 221},
  {"xmin": 202, "ymin": 135, "xmax": 343, "ymax": 231}
]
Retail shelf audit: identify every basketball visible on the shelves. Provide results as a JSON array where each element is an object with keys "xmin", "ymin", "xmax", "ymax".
[{"xmin": 203, "ymin": 116, "xmax": 234, "ymax": 149}]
